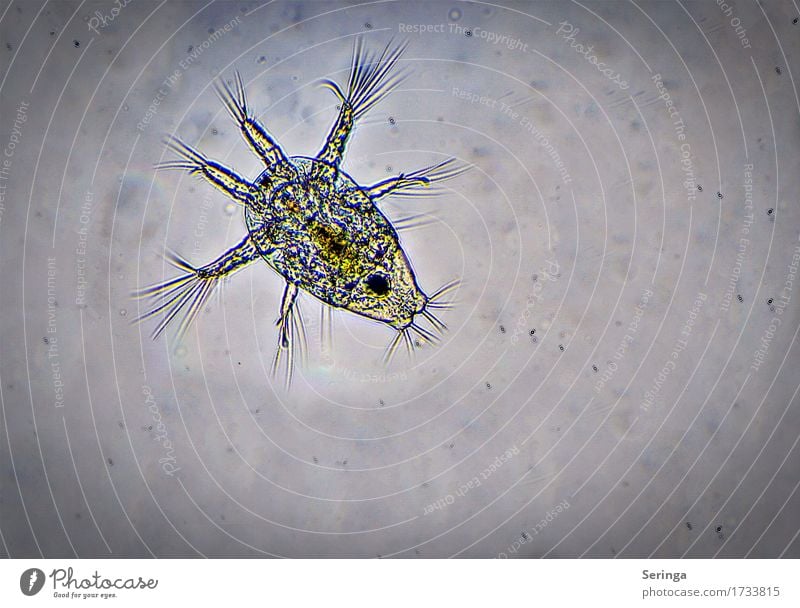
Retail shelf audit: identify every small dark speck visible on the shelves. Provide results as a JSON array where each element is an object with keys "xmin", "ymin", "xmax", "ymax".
[
  {"xmin": 559, "ymin": 344, "xmax": 564, "ymax": 352},
  {"xmin": 385, "ymin": 165, "xmax": 392, "ymax": 173},
  {"xmin": 238, "ymin": 361, "xmax": 242, "ymax": 365},
  {"xmin": 465, "ymin": 29, "xmax": 472, "ymax": 37},
  {"xmin": 379, "ymin": 399, "xmax": 385, "ymax": 406},
  {"xmin": 211, "ymin": 128, "xmax": 218, "ymax": 135},
  {"xmin": 449, "ymin": 443, "xmax": 454, "ymax": 449},
  {"xmin": 43, "ymin": 336, "xmax": 49, "ymax": 344},
  {"xmin": 697, "ymin": 184, "xmax": 703, "ymax": 192},
  {"xmin": 592, "ymin": 365, "xmax": 598, "ymax": 372},
  {"xmin": 715, "ymin": 525, "xmax": 722, "ymax": 533},
  {"xmin": 521, "ymin": 532, "xmax": 528, "ymax": 540},
  {"xmin": 767, "ymin": 208, "xmax": 774, "ymax": 216},
  {"xmin": 529, "ymin": 329, "xmax": 535, "ymax": 336},
  {"xmin": 187, "ymin": 45, "xmax": 193, "ymax": 53},
  {"xmin": 776, "ymin": 66, "xmax": 782, "ymax": 75},
  {"xmin": 686, "ymin": 522, "xmax": 693, "ymax": 530},
  {"xmin": 415, "ymin": 340, "xmax": 421, "ymax": 348},
  {"xmin": 794, "ymin": 17, "xmax": 799, "ymax": 24},
  {"xmin": 5, "ymin": 43, "xmax": 11, "ymax": 51},
  {"xmin": 486, "ymin": 382, "xmax": 492, "ymax": 389},
  {"xmin": 388, "ymin": 116, "xmax": 395, "ymax": 125},
  {"xmin": 364, "ymin": 22, "xmax": 372, "ymax": 29},
  {"xmin": 118, "ymin": 421, "xmax": 124, "ymax": 429},
  {"xmin": 312, "ymin": 456, "xmax": 318, "ymax": 463},
  {"xmin": 107, "ymin": 458, "xmax": 114, "ymax": 466},
  {"xmin": 768, "ymin": 298, "xmax": 773, "ymax": 305},
  {"xmin": 499, "ymin": 325, "xmax": 506, "ymax": 333},
  {"xmin": 73, "ymin": 40, "xmax": 80, "ymax": 47},
  {"xmin": 531, "ymin": 336, "xmax": 538, "ymax": 343},
  {"xmin": 717, "ymin": 192, "xmax": 723, "ymax": 199},
  {"xmin": 50, "ymin": 31, "xmax": 55, "ymax": 36},
  {"xmin": 737, "ymin": 294, "xmax": 743, "ymax": 303}
]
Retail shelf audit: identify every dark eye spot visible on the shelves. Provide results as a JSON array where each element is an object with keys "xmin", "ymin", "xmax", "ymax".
[{"xmin": 365, "ymin": 273, "xmax": 390, "ymax": 296}]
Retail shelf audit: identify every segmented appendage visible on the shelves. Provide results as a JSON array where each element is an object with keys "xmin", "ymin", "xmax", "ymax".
[
  {"xmin": 271, "ymin": 308, "xmax": 308, "ymax": 389},
  {"xmin": 155, "ymin": 136, "xmax": 261, "ymax": 206},
  {"xmin": 317, "ymin": 38, "xmax": 410, "ymax": 168},
  {"xmin": 132, "ymin": 236, "xmax": 258, "ymax": 343},
  {"xmin": 366, "ymin": 157, "xmax": 472, "ymax": 201},
  {"xmin": 269, "ymin": 283, "xmax": 308, "ymax": 389},
  {"xmin": 132, "ymin": 250, "xmax": 220, "ymax": 342},
  {"xmin": 214, "ymin": 70, "xmax": 290, "ymax": 174},
  {"xmin": 319, "ymin": 37, "xmax": 410, "ymax": 121},
  {"xmin": 391, "ymin": 159, "xmax": 472, "ymax": 198}
]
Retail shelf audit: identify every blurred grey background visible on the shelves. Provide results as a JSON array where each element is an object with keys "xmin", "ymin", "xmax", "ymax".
[{"xmin": 0, "ymin": 0, "xmax": 798, "ymax": 558}]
